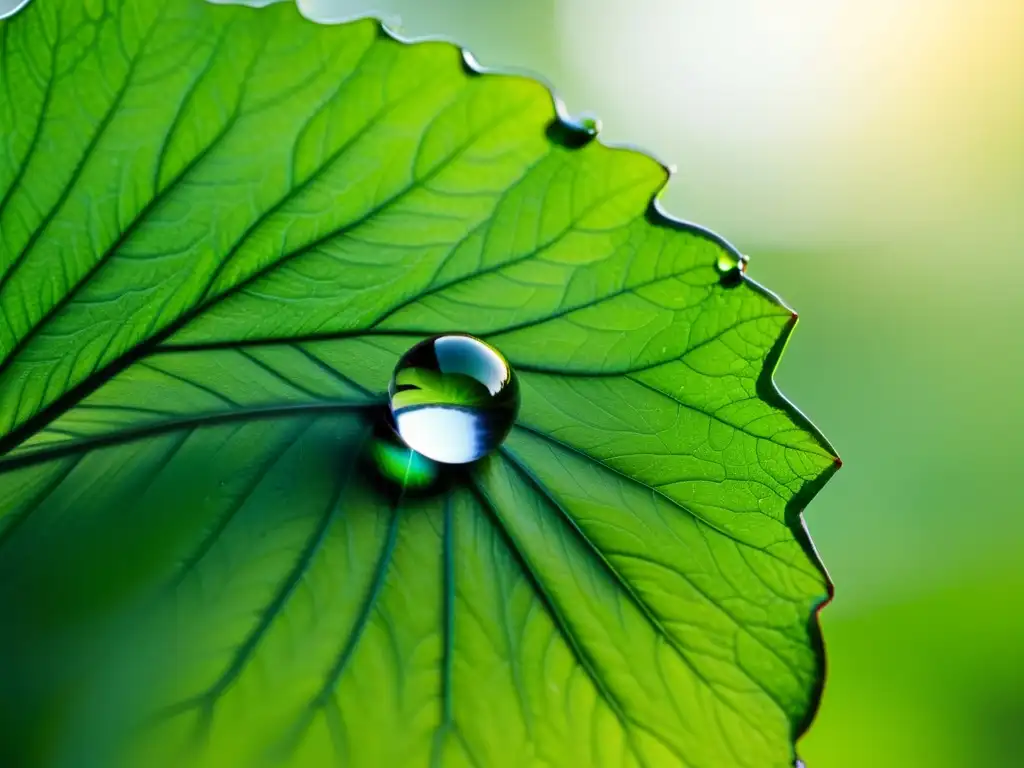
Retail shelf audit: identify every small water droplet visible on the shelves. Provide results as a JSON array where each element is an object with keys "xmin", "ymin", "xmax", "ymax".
[
  {"xmin": 716, "ymin": 251, "xmax": 749, "ymax": 273},
  {"xmin": 547, "ymin": 114, "xmax": 601, "ymax": 149},
  {"xmin": 389, "ymin": 334, "xmax": 519, "ymax": 464},
  {"xmin": 716, "ymin": 251, "xmax": 749, "ymax": 286}
]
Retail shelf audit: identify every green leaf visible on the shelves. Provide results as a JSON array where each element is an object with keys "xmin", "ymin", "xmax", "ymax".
[
  {"xmin": 392, "ymin": 366, "xmax": 494, "ymax": 410},
  {"xmin": 0, "ymin": 1, "xmax": 839, "ymax": 766}
]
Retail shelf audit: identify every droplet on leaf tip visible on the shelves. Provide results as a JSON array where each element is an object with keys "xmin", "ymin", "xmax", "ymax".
[
  {"xmin": 716, "ymin": 251, "xmax": 749, "ymax": 286},
  {"xmin": 546, "ymin": 114, "xmax": 601, "ymax": 149},
  {"xmin": 388, "ymin": 334, "xmax": 519, "ymax": 464}
]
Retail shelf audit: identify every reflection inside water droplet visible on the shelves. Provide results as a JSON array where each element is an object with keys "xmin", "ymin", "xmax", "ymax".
[
  {"xmin": 716, "ymin": 251, "xmax": 749, "ymax": 286},
  {"xmin": 716, "ymin": 251, "xmax": 749, "ymax": 274},
  {"xmin": 546, "ymin": 113, "xmax": 601, "ymax": 149},
  {"xmin": 388, "ymin": 334, "xmax": 519, "ymax": 464}
]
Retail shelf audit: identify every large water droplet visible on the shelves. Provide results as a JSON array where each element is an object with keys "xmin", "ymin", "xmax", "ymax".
[{"xmin": 389, "ymin": 335, "xmax": 519, "ymax": 464}]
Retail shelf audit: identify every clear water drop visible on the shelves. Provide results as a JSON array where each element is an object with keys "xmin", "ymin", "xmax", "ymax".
[
  {"xmin": 716, "ymin": 251, "xmax": 749, "ymax": 274},
  {"xmin": 389, "ymin": 334, "xmax": 519, "ymax": 464},
  {"xmin": 716, "ymin": 251, "xmax": 749, "ymax": 285},
  {"xmin": 546, "ymin": 113, "xmax": 601, "ymax": 149}
]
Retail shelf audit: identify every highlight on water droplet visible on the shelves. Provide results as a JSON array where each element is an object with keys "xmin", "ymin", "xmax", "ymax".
[
  {"xmin": 546, "ymin": 112, "xmax": 601, "ymax": 149},
  {"xmin": 716, "ymin": 251, "xmax": 750, "ymax": 285},
  {"xmin": 388, "ymin": 334, "xmax": 519, "ymax": 464},
  {"xmin": 716, "ymin": 251, "xmax": 749, "ymax": 274}
]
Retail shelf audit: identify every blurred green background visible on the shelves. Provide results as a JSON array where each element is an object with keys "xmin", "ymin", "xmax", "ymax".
[{"xmin": 296, "ymin": 0, "xmax": 1024, "ymax": 765}]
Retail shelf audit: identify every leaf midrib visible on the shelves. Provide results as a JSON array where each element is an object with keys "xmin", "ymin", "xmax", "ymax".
[
  {"xmin": 510, "ymin": 422, "xmax": 822, "ymax": 581},
  {"xmin": 498, "ymin": 446, "xmax": 789, "ymax": 734},
  {"xmin": 0, "ymin": 2, "xmax": 172, "ymax": 300},
  {"xmin": 0, "ymin": 400, "xmax": 374, "ymax": 471},
  {"xmin": 0, "ymin": 42, "xmax": 542, "ymax": 456}
]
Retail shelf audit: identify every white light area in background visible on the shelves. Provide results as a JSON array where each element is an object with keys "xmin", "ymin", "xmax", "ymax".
[
  {"xmin": 0, "ymin": 0, "xmax": 31, "ymax": 20},
  {"xmin": 298, "ymin": 0, "xmax": 560, "ymax": 73},
  {"xmin": 396, "ymin": 408, "xmax": 481, "ymax": 464},
  {"xmin": 556, "ymin": 0, "xmax": 1024, "ymax": 258}
]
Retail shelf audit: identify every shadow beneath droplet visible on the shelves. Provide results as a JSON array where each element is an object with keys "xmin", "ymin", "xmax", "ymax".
[
  {"xmin": 359, "ymin": 403, "xmax": 475, "ymax": 503},
  {"xmin": 717, "ymin": 265, "xmax": 746, "ymax": 288},
  {"xmin": 546, "ymin": 116, "xmax": 599, "ymax": 149}
]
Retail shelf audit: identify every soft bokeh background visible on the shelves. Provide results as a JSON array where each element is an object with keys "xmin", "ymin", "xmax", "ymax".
[
  {"xmin": 293, "ymin": 0, "xmax": 1024, "ymax": 765},
  {"xmin": 2, "ymin": 0, "xmax": 1019, "ymax": 764}
]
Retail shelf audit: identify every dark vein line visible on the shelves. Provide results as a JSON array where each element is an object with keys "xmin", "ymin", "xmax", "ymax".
[
  {"xmin": 165, "ymin": 419, "xmax": 315, "ymax": 591},
  {"xmin": 499, "ymin": 445, "xmax": 792, "ymax": 730},
  {"xmin": 369, "ymin": 147, "xmax": 553, "ymax": 325},
  {"xmin": 276, "ymin": 499, "xmax": 402, "ymax": 756},
  {"xmin": 0, "ymin": 81, "xmax": 228, "ymax": 370},
  {"xmin": 182, "ymin": 80, "xmax": 525, "ymax": 324},
  {"xmin": 29, "ymin": 427, "xmax": 80, "ymax": 441},
  {"xmin": 160, "ymin": 429, "xmax": 370, "ymax": 739},
  {"xmin": 511, "ymin": 312, "xmax": 788, "ymax": 378},
  {"xmin": 465, "ymin": 479, "xmax": 656, "ymax": 768},
  {"xmin": 510, "ymin": 423, "xmax": 819, "ymax": 580},
  {"xmin": 0, "ymin": 70, "xmax": 528, "ymax": 457},
  {"xmin": 0, "ymin": 4, "xmax": 170, "ymax": 301},
  {"xmin": 311, "ymin": 502, "xmax": 400, "ymax": 702},
  {"xmin": 689, "ymin": 523, "xmax": 807, "ymax": 680},
  {"xmin": 2, "ymin": 424, "xmax": 193, "ymax": 563},
  {"xmin": 365, "ymin": 174, "xmax": 655, "ymax": 332},
  {"xmin": 0, "ymin": 401, "xmax": 373, "ymax": 473},
  {"xmin": 493, "ymin": 518, "xmax": 535, "ymax": 742},
  {"xmin": 192, "ymin": 47, "xmax": 433, "ymax": 305},
  {"xmin": 138, "ymin": 360, "xmax": 238, "ymax": 407},
  {"xmin": 73, "ymin": 402, "xmax": 175, "ymax": 417},
  {"xmin": 431, "ymin": 494, "xmax": 456, "ymax": 768},
  {"xmin": 156, "ymin": 328, "xmax": 422, "ymax": 354},
  {"xmin": 235, "ymin": 348, "xmax": 327, "ymax": 402},
  {"xmin": 0, "ymin": 21, "xmax": 9, "ymax": 102},
  {"xmin": 323, "ymin": 697, "xmax": 349, "ymax": 767},
  {"xmin": 0, "ymin": 451, "xmax": 83, "ymax": 552},
  {"xmin": 284, "ymin": 35, "xmax": 380, "ymax": 189},
  {"xmin": 0, "ymin": 14, "xmax": 59, "ymax": 223},
  {"xmin": 480, "ymin": 265, "xmax": 707, "ymax": 340},
  {"xmin": 150, "ymin": 20, "xmax": 239, "ymax": 193},
  {"xmin": 625, "ymin": 375, "xmax": 831, "ymax": 462},
  {"xmin": 291, "ymin": 344, "xmax": 374, "ymax": 398},
  {"xmin": 0, "ymin": 28, "xmax": 280, "ymax": 437}
]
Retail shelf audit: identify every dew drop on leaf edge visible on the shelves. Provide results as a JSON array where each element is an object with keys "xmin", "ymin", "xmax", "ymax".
[
  {"xmin": 546, "ymin": 114, "xmax": 601, "ymax": 149},
  {"xmin": 716, "ymin": 251, "xmax": 750, "ymax": 276},
  {"xmin": 388, "ymin": 334, "xmax": 520, "ymax": 465}
]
